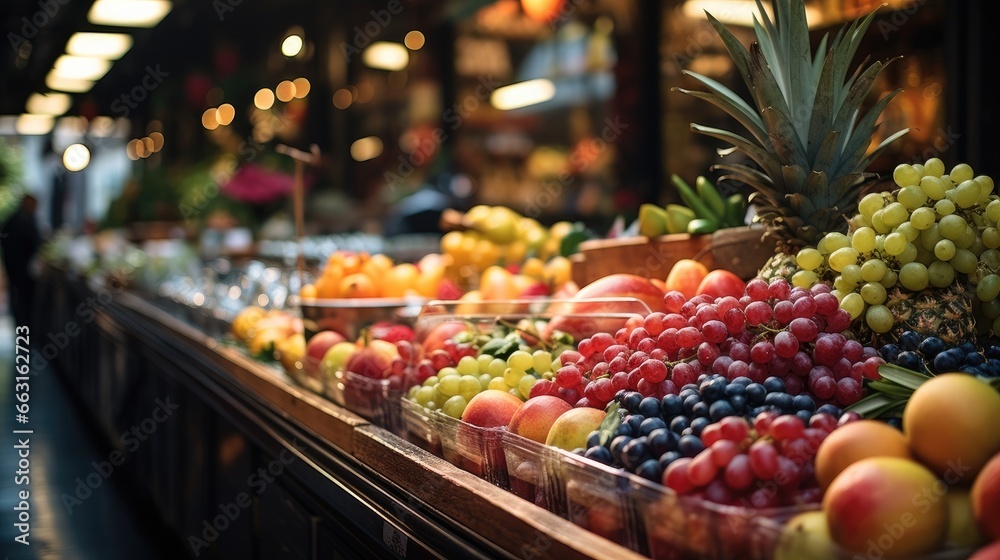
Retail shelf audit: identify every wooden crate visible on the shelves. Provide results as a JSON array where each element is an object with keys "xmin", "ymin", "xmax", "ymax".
[{"xmin": 571, "ymin": 226, "xmax": 777, "ymax": 286}]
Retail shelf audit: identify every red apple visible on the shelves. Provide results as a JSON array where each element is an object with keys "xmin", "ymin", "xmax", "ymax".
[
  {"xmin": 367, "ymin": 321, "xmax": 415, "ymax": 343},
  {"xmin": 306, "ymin": 330, "xmax": 348, "ymax": 362},
  {"xmin": 345, "ymin": 339, "xmax": 399, "ymax": 378},
  {"xmin": 420, "ymin": 321, "xmax": 472, "ymax": 354},
  {"xmin": 696, "ymin": 269, "xmax": 746, "ymax": 299},
  {"xmin": 461, "ymin": 390, "xmax": 523, "ymax": 428},
  {"xmin": 542, "ymin": 274, "xmax": 665, "ymax": 340},
  {"xmin": 973, "ymin": 453, "xmax": 1000, "ymax": 542},
  {"xmin": 508, "ymin": 395, "xmax": 573, "ymax": 443},
  {"xmin": 437, "ymin": 278, "xmax": 463, "ymax": 300}
]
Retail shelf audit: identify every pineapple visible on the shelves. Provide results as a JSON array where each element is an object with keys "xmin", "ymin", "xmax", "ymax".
[
  {"xmin": 861, "ymin": 285, "xmax": 976, "ymax": 347},
  {"xmin": 677, "ymin": 0, "xmax": 907, "ymax": 271}
]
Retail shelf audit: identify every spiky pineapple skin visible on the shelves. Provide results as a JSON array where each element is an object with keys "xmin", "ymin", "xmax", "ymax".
[
  {"xmin": 757, "ymin": 253, "xmax": 800, "ymax": 284},
  {"xmin": 861, "ymin": 284, "xmax": 976, "ymax": 347}
]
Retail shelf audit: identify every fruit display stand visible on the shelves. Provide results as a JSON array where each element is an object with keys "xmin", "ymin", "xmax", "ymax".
[
  {"xmin": 571, "ymin": 226, "xmax": 778, "ymax": 287},
  {"xmin": 39, "ymin": 268, "xmax": 648, "ymax": 560}
]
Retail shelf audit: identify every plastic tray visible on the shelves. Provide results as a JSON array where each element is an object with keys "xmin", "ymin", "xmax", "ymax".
[
  {"xmin": 299, "ymin": 296, "xmax": 426, "ymax": 340},
  {"xmin": 433, "ymin": 411, "xmax": 509, "ymax": 489},
  {"xmin": 400, "ymin": 397, "xmax": 441, "ymax": 453},
  {"xmin": 323, "ymin": 371, "xmax": 406, "ymax": 432},
  {"xmin": 547, "ymin": 447, "xmax": 642, "ymax": 551},
  {"xmin": 501, "ymin": 431, "xmax": 555, "ymax": 511}
]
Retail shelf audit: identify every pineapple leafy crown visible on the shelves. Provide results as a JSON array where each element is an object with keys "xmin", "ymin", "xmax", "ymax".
[{"xmin": 677, "ymin": 0, "xmax": 907, "ymax": 251}]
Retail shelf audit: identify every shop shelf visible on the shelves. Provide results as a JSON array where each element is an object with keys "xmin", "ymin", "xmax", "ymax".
[{"xmin": 546, "ymin": 447, "xmax": 642, "ymax": 552}]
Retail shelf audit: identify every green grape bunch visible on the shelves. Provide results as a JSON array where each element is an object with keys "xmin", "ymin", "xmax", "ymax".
[{"xmin": 792, "ymin": 158, "xmax": 998, "ymax": 335}]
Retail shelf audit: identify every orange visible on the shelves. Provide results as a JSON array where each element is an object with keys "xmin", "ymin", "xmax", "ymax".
[
  {"xmin": 314, "ymin": 275, "xmax": 339, "ymax": 299},
  {"xmin": 299, "ymin": 283, "xmax": 317, "ymax": 299},
  {"xmin": 338, "ymin": 273, "xmax": 379, "ymax": 298},
  {"xmin": 382, "ymin": 264, "xmax": 420, "ymax": 297}
]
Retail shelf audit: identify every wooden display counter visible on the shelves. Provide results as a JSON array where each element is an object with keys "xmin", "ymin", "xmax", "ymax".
[{"xmin": 38, "ymin": 268, "xmax": 646, "ymax": 560}]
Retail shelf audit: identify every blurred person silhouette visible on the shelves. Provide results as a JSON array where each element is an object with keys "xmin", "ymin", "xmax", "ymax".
[{"xmin": 1, "ymin": 194, "xmax": 42, "ymax": 328}]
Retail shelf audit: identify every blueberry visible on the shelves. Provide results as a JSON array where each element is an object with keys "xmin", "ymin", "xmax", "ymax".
[
  {"xmin": 661, "ymin": 394, "xmax": 683, "ymax": 418},
  {"xmin": 679, "ymin": 388, "xmax": 699, "ymax": 401},
  {"xmin": 724, "ymin": 383, "xmax": 746, "ymax": 398},
  {"xmin": 795, "ymin": 409, "xmax": 813, "ymax": 425},
  {"xmin": 647, "ymin": 428, "xmax": 677, "ymax": 456},
  {"xmin": 639, "ymin": 397, "xmax": 662, "ymax": 418},
  {"xmin": 626, "ymin": 414, "xmax": 645, "ymax": 434},
  {"xmin": 659, "ymin": 451, "xmax": 681, "ymax": 470},
  {"xmin": 615, "ymin": 422, "xmax": 635, "ymax": 438},
  {"xmin": 817, "ymin": 404, "xmax": 842, "ymax": 417},
  {"xmin": 731, "ymin": 376, "xmax": 753, "ymax": 386},
  {"xmin": 897, "ymin": 351, "xmax": 923, "ymax": 371},
  {"xmin": 585, "ymin": 446, "xmax": 613, "ymax": 465},
  {"xmin": 635, "ymin": 458, "xmax": 663, "ymax": 481},
  {"xmin": 682, "ymin": 427, "xmax": 694, "ymax": 436},
  {"xmin": 572, "ymin": 448, "xmax": 587, "ymax": 456},
  {"xmin": 614, "ymin": 389, "xmax": 629, "ymax": 403},
  {"xmin": 879, "ymin": 343, "xmax": 901, "ymax": 362},
  {"xmin": 934, "ymin": 351, "xmax": 959, "ymax": 373},
  {"xmin": 610, "ymin": 435, "xmax": 632, "ymax": 461},
  {"xmin": 764, "ymin": 392, "xmax": 794, "ymax": 412},
  {"xmin": 586, "ymin": 430, "xmax": 602, "ymax": 449},
  {"xmin": 749, "ymin": 405, "xmax": 778, "ymax": 418},
  {"xmin": 701, "ymin": 378, "xmax": 728, "ymax": 403},
  {"xmin": 763, "ymin": 376, "xmax": 786, "ymax": 393},
  {"xmin": 670, "ymin": 416, "xmax": 690, "ymax": 434},
  {"xmin": 964, "ymin": 352, "xmax": 985, "ymax": 367},
  {"xmin": 681, "ymin": 383, "xmax": 699, "ymax": 393},
  {"xmin": 709, "ymin": 400, "xmax": 736, "ymax": 421},
  {"xmin": 899, "ymin": 330, "xmax": 922, "ymax": 350},
  {"xmin": 986, "ymin": 345, "xmax": 1000, "ymax": 360},
  {"xmin": 918, "ymin": 337, "xmax": 945, "ymax": 359},
  {"xmin": 692, "ymin": 402, "xmax": 710, "ymax": 418},
  {"xmin": 960, "ymin": 365, "xmax": 982, "ymax": 375},
  {"xmin": 697, "ymin": 374, "xmax": 709, "ymax": 384},
  {"xmin": 623, "ymin": 392, "xmax": 643, "ymax": 412},
  {"xmin": 639, "ymin": 417, "xmax": 668, "ymax": 436},
  {"xmin": 683, "ymin": 394, "xmax": 702, "ymax": 416},
  {"xmin": 746, "ymin": 383, "xmax": 767, "ymax": 406},
  {"xmin": 960, "ymin": 341, "xmax": 978, "ymax": 354},
  {"xmin": 728, "ymin": 395, "xmax": 747, "ymax": 415},
  {"xmin": 678, "ymin": 434, "xmax": 705, "ymax": 458},
  {"xmin": 886, "ymin": 417, "xmax": 903, "ymax": 431},
  {"xmin": 690, "ymin": 416, "xmax": 711, "ymax": 437},
  {"xmin": 622, "ymin": 437, "xmax": 652, "ymax": 469},
  {"xmin": 791, "ymin": 394, "xmax": 816, "ymax": 413}
]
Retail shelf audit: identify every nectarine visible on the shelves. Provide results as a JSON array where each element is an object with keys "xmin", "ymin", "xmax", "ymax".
[
  {"xmin": 814, "ymin": 420, "xmax": 912, "ymax": 490},
  {"xmin": 696, "ymin": 269, "xmax": 745, "ymax": 299},
  {"xmin": 972, "ymin": 452, "xmax": 1000, "ymax": 542},
  {"xmin": 507, "ymin": 396, "xmax": 573, "ymax": 444},
  {"xmin": 544, "ymin": 407, "xmax": 607, "ymax": 451},
  {"xmin": 665, "ymin": 259, "xmax": 708, "ymax": 300},
  {"xmin": 461, "ymin": 390, "xmax": 523, "ymax": 428}
]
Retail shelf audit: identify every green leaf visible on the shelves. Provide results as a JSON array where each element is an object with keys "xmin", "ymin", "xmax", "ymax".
[
  {"xmin": 868, "ymin": 380, "xmax": 916, "ymax": 399},
  {"xmin": 598, "ymin": 402, "xmax": 622, "ymax": 447},
  {"xmin": 559, "ymin": 225, "xmax": 592, "ymax": 257},
  {"xmin": 877, "ymin": 363, "xmax": 932, "ymax": 389},
  {"xmin": 690, "ymin": 124, "xmax": 781, "ymax": 180},
  {"xmin": 846, "ymin": 393, "xmax": 903, "ymax": 419},
  {"xmin": 706, "ymin": 12, "xmax": 754, "ymax": 90}
]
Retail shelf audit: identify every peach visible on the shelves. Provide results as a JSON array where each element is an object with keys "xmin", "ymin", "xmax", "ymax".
[
  {"xmin": 773, "ymin": 511, "xmax": 837, "ymax": 560},
  {"xmin": 665, "ymin": 259, "xmax": 708, "ymax": 300},
  {"xmin": 306, "ymin": 330, "xmax": 347, "ymax": 362},
  {"xmin": 420, "ymin": 321, "xmax": 472, "ymax": 354},
  {"xmin": 903, "ymin": 373, "xmax": 1000, "ymax": 483},
  {"xmin": 461, "ymin": 390, "xmax": 523, "ymax": 428},
  {"xmin": 507, "ymin": 396, "xmax": 573, "ymax": 444},
  {"xmin": 972, "ymin": 452, "xmax": 1000, "ymax": 542},
  {"xmin": 824, "ymin": 457, "xmax": 947, "ymax": 558},
  {"xmin": 696, "ymin": 269, "xmax": 746, "ymax": 299},
  {"xmin": 815, "ymin": 420, "xmax": 913, "ymax": 490},
  {"xmin": 345, "ymin": 339, "xmax": 398, "ymax": 378},
  {"xmin": 544, "ymin": 407, "xmax": 607, "ymax": 451}
]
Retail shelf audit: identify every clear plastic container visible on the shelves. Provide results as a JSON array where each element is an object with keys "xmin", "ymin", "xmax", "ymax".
[
  {"xmin": 400, "ymin": 396, "xmax": 440, "ymax": 453},
  {"xmin": 433, "ymin": 411, "xmax": 509, "ymax": 489},
  {"xmin": 299, "ymin": 296, "xmax": 426, "ymax": 340},
  {"xmin": 501, "ymin": 431, "xmax": 555, "ymax": 511},
  {"xmin": 339, "ymin": 371, "xmax": 407, "ymax": 432},
  {"xmin": 547, "ymin": 447, "xmax": 642, "ymax": 551}
]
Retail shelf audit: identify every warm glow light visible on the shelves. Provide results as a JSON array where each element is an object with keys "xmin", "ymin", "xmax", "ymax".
[
  {"xmin": 333, "ymin": 88, "xmax": 353, "ymax": 109},
  {"xmin": 149, "ymin": 131, "xmax": 164, "ymax": 152},
  {"xmin": 126, "ymin": 139, "xmax": 140, "ymax": 160},
  {"xmin": 90, "ymin": 116, "xmax": 115, "ymax": 137},
  {"xmin": 490, "ymin": 79, "xmax": 556, "ymax": 110},
  {"xmin": 681, "ymin": 0, "xmax": 824, "ymax": 27},
  {"xmin": 254, "ymin": 88, "xmax": 275, "ymax": 110},
  {"xmin": 63, "ymin": 144, "xmax": 91, "ymax": 172},
  {"xmin": 281, "ymin": 34, "xmax": 303, "ymax": 57},
  {"xmin": 142, "ymin": 136, "xmax": 155, "ymax": 153},
  {"xmin": 26, "ymin": 93, "xmax": 72, "ymax": 116},
  {"xmin": 521, "ymin": 0, "xmax": 564, "ymax": 22},
  {"xmin": 66, "ymin": 32, "xmax": 133, "ymax": 59},
  {"xmin": 88, "ymin": 0, "xmax": 172, "ymax": 27},
  {"xmin": 217, "ymin": 103, "xmax": 235, "ymax": 125},
  {"xmin": 202, "ymin": 108, "xmax": 219, "ymax": 130},
  {"xmin": 350, "ymin": 136, "xmax": 383, "ymax": 162},
  {"xmin": 15, "ymin": 114, "xmax": 55, "ymax": 135},
  {"xmin": 362, "ymin": 42, "xmax": 409, "ymax": 71},
  {"xmin": 292, "ymin": 77, "xmax": 311, "ymax": 98},
  {"xmin": 53, "ymin": 56, "xmax": 112, "ymax": 81},
  {"xmin": 275, "ymin": 80, "xmax": 295, "ymax": 102},
  {"xmin": 45, "ymin": 72, "xmax": 93, "ymax": 93},
  {"xmin": 404, "ymin": 31, "xmax": 425, "ymax": 50}
]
